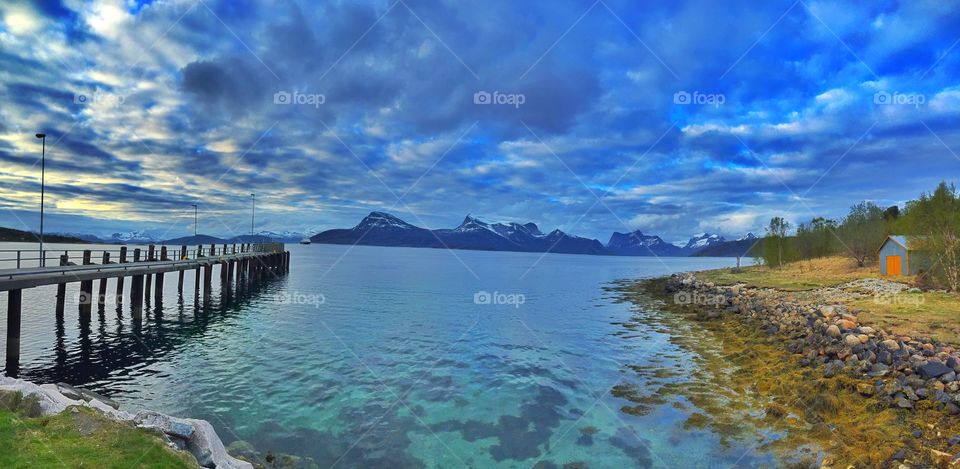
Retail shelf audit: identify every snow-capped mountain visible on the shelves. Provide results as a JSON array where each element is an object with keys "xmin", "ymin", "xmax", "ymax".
[
  {"xmin": 606, "ymin": 230, "xmax": 685, "ymax": 256},
  {"xmin": 109, "ymin": 230, "xmax": 159, "ymax": 244},
  {"xmin": 682, "ymin": 233, "xmax": 726, "ymax": 250},
  {"xmin": 737, "ymin": 232, "xmax": 758, "ymax": 241},
  {"xmin": 312, "ymin": 212, "xmax": 604, "ymax": 255}
]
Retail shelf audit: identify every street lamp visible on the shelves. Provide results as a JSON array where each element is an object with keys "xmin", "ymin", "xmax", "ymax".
[
  {"xmin": 35, "ymin": 133, "xmax": 46, "ymax": 267},
  {"xmin": 250, "ymin": 193, "xmax": 255, "ymax": 238},
  {"xmin": 192, "ymin": 204, "xmax": 198, "ymax": 236}
]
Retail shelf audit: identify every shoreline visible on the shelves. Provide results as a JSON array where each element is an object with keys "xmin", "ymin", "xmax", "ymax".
[
  {"xmin": 0, "ymin": 375, "xmax": 254, "ymax": 468},
  {"xmin": 626, "ymin": 271, "xmax": 960, "ymax": 466}
]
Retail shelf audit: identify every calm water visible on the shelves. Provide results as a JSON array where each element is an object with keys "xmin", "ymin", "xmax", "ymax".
[{"xmin": 0, "ymin": 243, "xmax": 780, "ymax": 468}]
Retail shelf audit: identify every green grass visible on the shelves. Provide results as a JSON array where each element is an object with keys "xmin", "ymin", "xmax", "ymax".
[{"xmin": 0, "ymin": 391, "xmax": 196, "ymax": 469}]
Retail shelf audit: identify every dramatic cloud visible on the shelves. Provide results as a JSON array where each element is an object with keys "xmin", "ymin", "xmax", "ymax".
[{"xmin": 0, "ymin": 0, "xmax": 958, "ymax": 242}]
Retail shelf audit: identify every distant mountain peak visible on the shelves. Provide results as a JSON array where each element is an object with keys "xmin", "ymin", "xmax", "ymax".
[
  {"xmin": 683, "ymin": 232, "xmax": 725, "ymax": 250},
  {"xmin": 354, "ymin": 211, "xmax": 416, "ymax": 230},
  {"xmin": 738, "ymin": 232, "xmax": 758, "ymax": 241}
]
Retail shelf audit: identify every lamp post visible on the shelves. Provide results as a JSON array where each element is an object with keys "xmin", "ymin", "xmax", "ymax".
[
  {"xmin": 250, "ymin": 193, "xmax": 255, "ymax": 237},
  {"xmin": 192, "ymin": 204, "xmax": 198, "ymax": 236},
  {"xmin": 35, "ymin": 133, "xmax": 46, "ymax": 267}
]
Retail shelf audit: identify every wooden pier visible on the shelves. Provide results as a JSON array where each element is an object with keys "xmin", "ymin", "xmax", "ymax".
[{"xmin": 1, "ymin": 242, "xmax": 290, "ymax": 376}]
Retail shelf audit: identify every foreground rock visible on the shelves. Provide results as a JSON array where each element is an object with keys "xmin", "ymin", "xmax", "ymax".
[
  {"xmin": 665, "ymin": 273, "xmax": 960, "ymax": 417},
  {"xmin": 0, "ymin": 375, "xmax": 253, "ymax": 469}
]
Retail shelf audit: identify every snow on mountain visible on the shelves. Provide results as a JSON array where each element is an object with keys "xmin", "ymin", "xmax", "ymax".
[
  {"xmin": 109, "ymin": 230, "xmax": 159, "ymax": 243},
  {"xmin": 352, "ymin": 211, "xmax": 417, "ymax": 231},
  {"xmin": 606, "ymin": 230, "xmax": 685, "ymax": 256},
  {"xmin": 683, "ymin": 233, "xmax": 726, "ymax": 250},
  {"xmin": 737, "ymin": 232, "xmax": 758, "ymax": 241}
]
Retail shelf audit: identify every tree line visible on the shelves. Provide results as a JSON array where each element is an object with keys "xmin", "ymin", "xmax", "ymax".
[{"xmin": 754, "ymin": 181, "xmax": 960, "ymax": 291}]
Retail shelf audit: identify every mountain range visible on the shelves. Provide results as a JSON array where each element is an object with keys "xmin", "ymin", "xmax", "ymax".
[{"xmin": 311, "ymin": 212, "xmax": 758, "ymax": 257}]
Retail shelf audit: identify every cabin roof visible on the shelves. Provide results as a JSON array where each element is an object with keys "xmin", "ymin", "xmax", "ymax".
[{"xmin": 878, "ymin": 235, "xmax": 927, "ymax": 253}]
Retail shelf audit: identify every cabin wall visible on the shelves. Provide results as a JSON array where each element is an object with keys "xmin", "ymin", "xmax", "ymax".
[{"xmin": 879, "ymin": 241, "xmax": 907, "ymax": 275}]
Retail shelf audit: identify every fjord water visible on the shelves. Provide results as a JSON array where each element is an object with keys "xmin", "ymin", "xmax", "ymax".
[{"xmin": 2, "ymin": 243, "xmax": 776, "ymax": 467}]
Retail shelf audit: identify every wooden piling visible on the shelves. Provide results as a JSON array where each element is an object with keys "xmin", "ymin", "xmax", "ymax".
[
  {"xmin": 98, "ymin": 252, "xmax": 110, "ymax": 307},
  {"xmin": 202, "ymin": 264, "xmax": 213, "ymax": 300},
  {"xmin": 79, "ymin": 250, "xmax": 93, "ymax": 318},
  {"xmin": 55, "ymin": 254, "xmax": 68, "ymax": 318},
  {"xmin": 116, "ymin": 247, "xmax": 127, "ymax": 302},
  {"xmin": 131, "ymin": 249, "xmax": 143, "ymax": 318},
  {"xmin": 178, "ymin": 245, "xmax": 186, "ymax": 294},
  {"xmin": 144, "ymin": 245, "xmax": 154, "ymax": 302},
  {"xmin": 5, "ymin": 289, "xmax": 22, "ymax": 376}
]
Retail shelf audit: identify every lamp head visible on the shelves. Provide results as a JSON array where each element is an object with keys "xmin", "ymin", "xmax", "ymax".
[{"xmin": 35, "ymin": 133, "xmax": 46, "ymax": 139}]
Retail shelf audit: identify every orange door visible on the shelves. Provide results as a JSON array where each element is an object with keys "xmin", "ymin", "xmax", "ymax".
[{"xmin": 886, "ymin": 255, "xmax": 902, "ymax": 276}]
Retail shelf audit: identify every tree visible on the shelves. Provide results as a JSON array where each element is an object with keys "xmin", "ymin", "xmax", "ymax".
[
  {"xmin": 794, "ymin": 217, "xmax": 837, "ymax": 260},
  {"xmin": 902, "ymin": 182, "xmax": 960, "ymax": 291},
  {"xmin": 883, "ymin": 205, "xmax": 900, "ymax": 222},
  {"xmin": 764, "ymin": 216, "xmax": 790, "ymax": 268},
  {"xmin": 838, "ymin": 202, "xmax": 886, "ymax": 267}
]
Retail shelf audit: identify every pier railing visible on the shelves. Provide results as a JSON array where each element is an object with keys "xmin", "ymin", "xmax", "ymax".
[{"xmin": 0, "ymin": 242, "xmax": 285, "ymax": 270}]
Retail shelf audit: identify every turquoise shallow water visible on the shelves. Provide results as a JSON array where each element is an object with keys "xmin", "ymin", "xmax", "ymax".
[{"xmin": 1, "ymin": 243, "xmax": 783, "ymax": 467}]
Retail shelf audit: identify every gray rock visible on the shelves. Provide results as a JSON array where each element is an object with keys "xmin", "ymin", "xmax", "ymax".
[
  {"xmin": 826, "ymin": 325, "xmax": 842, "ymax": 338},
  {"xmin": 134, "ymin": 411, "xmax": 195, "ymax": 440},
  {"xmin": 186, "ymin": 418, "xmax": 254, "ymax": 469},
  {"xmin": 920, "ymin": 362, "xmax": 953, "ymax": 379}
]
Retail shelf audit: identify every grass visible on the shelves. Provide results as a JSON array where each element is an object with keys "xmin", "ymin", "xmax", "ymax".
[
  {"xmin": 0, "ymin": 391, "xmax": 196, "ymax": 469},
  {"xmin": 852, "ymin": 290, "xmax": 960, "ymax": 344},
  {"xmin": 697, "ymin": 255, "xmax": 960, "ymax": 345},
  {"xmin": 696, "ymin": 256, "xmax": 881, "ymax": 291}
]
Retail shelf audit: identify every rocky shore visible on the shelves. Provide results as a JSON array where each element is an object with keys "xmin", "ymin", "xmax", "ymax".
[
  {"xmin": 664, "ymin": 272, "xmax": 960, "ymax": 465},
  {"xmin": 0, "ymin": 375, "xmax": 253, "ymax": 469}
]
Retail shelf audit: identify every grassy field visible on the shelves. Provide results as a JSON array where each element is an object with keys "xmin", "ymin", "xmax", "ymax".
[
  {"xmin": 697, "ymin": 256, "xmax": 960, "ymax": 344},
  {"xmin": 0, "ymin": 391, "xmax": 196, "ymax": 469},
  {"xmin": 696, "ymin": 256, "xmax": 882, "ymax": 290}
]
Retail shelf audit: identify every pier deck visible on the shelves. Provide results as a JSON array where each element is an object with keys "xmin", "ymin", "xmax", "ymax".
[{"xmin": 1, "ymin": 242, "xmax": 291, "ymax": 376}]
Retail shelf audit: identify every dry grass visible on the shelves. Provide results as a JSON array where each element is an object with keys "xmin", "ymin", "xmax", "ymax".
[
  {"xmin": 853, "ymin": 291, "xmax": 960, "ymax": 344},
  {"xmin": 697, "ymin": 255, "xmax": 960, "ymax": 344},
  {"xmin": 697, "ymin": 256, "xmax": 883, "ymax": 291}
]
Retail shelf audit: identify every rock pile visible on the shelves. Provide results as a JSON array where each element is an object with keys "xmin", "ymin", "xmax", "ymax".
[
  {"xmin": 0, "ymin": 376, "xmax": 253, "ymax": 469},
  {"xmin": 666, "ymin": 273, "xmax": 960, "ymax": 415}
]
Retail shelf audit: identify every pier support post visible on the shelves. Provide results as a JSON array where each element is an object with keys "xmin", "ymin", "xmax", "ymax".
[
  {"xmin": 55, "ymin": 254, "xmax": 68, "ymax": 318},
  {"xmin": 155, "ymin": 272, "xmax": 164, "ymax": 304},
  {"xmin": 227, "ymin": 260, "xmax": 235, "ymax": 285},
  {"xmin": 202, "ymin": 264, "xmax": 213, "ymax": 301},
  {"xmin": 79, "ymin": 250, "xmax": 93, "ymax": 318},
  {"xmin": 98, "ymin": 252, "xmax": 110, "ymax": 307},
  {"xmin": 116, "ymin": 247, "xmax": 127, "ymax": 303},
  {"xmin": 130, "ymin": 249, "xmax": 143, "ymax": 319},
  {"xmin": 5, "ymin": 289, "xmax": 22, "ymax": 376},
  {"xmin": 145, "ymin": 245, "xmax": 154, "ymax": 302}
]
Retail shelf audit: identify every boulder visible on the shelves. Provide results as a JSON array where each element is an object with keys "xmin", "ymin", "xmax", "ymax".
[
  {"xmin": 826, "ymin": 325, "xmax": 842, "ymax": 338},
  {"xmin": 135, "ymin": 410, "xmax": 195, "ymax": 440},
  {"xmin": 844, "ymin": 334, "xmax": 861, "ymax": 347},
  {"xmin": 882, "ymin": 339, "xmax": 901, "ymax": 351},
  {"xmin": 920, "ymin": 362, "xmax": 953, "ymax": 379},
  {"xmin": 185, "ymin": 418, "xmax": 254, "ymax": 469}
]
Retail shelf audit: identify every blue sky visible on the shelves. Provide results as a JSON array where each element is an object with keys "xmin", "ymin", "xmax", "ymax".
[{"xmin": 0, "ymin": 0, "xmax": 958, "ymax": 244}]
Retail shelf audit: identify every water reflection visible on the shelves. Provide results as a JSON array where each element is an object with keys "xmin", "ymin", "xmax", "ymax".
[{"xmin": 21, "ymin": 277, "xmax": 283, "ymax": 387}]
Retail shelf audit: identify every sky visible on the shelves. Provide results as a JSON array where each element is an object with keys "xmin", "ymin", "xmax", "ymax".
[{"xmin": 0, "ymin": 0, "xmax": 958, "ymax": 244}]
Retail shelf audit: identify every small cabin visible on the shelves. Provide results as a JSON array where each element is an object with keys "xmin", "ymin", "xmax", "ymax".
[{"xmin": 877, "ymin": 235, "xmax": 929, "ymax": 276}]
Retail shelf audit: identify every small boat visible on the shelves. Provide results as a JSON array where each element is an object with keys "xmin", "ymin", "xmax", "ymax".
[{"xmin": 299, "ymin": 238, "xmax": 312, "ymax": 245}]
